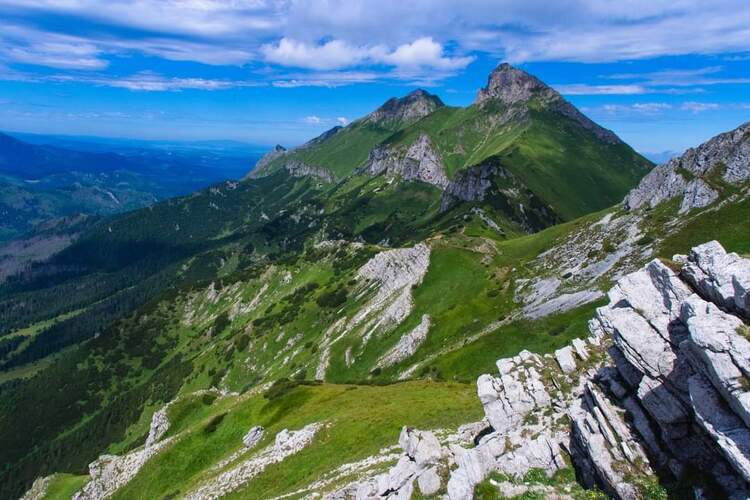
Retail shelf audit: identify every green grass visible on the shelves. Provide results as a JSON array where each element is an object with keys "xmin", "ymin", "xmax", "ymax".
[
  {"xmin": 112, "ymin": 381, "xmax": 482, "ymax": 500},
  {"xmin": 429, "ymin": 300, "xmax": 604, "ymax": 381},
  {"xmin": 41, "ymin": 473, "xmax": 89, "ymax": 500},
  {"xmin": 659, "ymin": 195, "xmax": 750, "ymax": 258}
]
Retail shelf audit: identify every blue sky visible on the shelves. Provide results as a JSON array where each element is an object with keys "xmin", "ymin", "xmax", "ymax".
[{"xmin": 0, "ymin": 1, "xmax": 749, "ymax": 155}]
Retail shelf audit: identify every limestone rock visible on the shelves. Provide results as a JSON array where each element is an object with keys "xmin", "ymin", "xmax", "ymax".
[
  {"xmin": 555, "ymin": 346, "xmax": 577, "ymax": 373},
  {"xmin": 626, "ymin": 121, "xmax": 750, "ymax": 211},
  {"xmin": 376, "ymin": 315, "xmax": 431, "ymax": 368},
  {"xmin": 242, "ymin": 426, "xmax": 265, "ymax": 448},
  {"xmin": 184, "ymin": 423, "xmax": 323, "ymax": 499},
  {"xmin": 145, "ymin": 405, "xmax": 170, "ymax": 447},
  {"xmin": 362, "ymin": 134, "xmax": 449, "ymax": 189},
  {"xmin": 477, "ymin": 350, "xmax": 551, "ymax": 433},
  {"xmin": 365, "ymin": 89, "xmax": 443, "ymax": 126},
  {"xmin": 682, "ymin": 240, "xmax": 750, "ymax": 318},
  {"xmin": 246, "ymin": 144, "xmax": 286, "ymax": 179}
]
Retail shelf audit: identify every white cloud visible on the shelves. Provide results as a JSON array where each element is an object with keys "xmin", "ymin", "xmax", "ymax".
[
  {"xmin": 261, "ymin": 36, "xmax": 472, "ymax": 75},
  {"xmin": 2, "ymin": 0, "xmax": 750, "ymax": 86},
  {"xmin": 379, "ymin": 37, "xmax": 473, "ymax": 71},
  {"xmin": 632, "ymin": 102, "xmax": 672, "ymax": 113},
  {"xmin": 50, "ymin": 71, "xmax": 262, "ymax": 91},
  {"xmin": 302, "ymin": 115, "xmax": 322, "ymax": 124},
  {"xmin": 262, "ymin": 38, "xmax": 373, "ymax": 71},
  {"xmin": 681, "ymin": 101, "xmax": 720, "ymax": 113},
  {"xmin": 555, "ymin": 84, "xmax": 647, "ymax": 95},
  {"xmin": 336, "ymin": 116, "xmax": 349, "ymax": 125}
]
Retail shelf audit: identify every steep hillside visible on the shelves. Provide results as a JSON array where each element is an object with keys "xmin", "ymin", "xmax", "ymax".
[
  {"xmin": 252, "ymin": 64, "xmax": 651, "ymax": 221},
  {"xmin": 250, "ymin": 89, "xmax": 445, "ymax": 180}
]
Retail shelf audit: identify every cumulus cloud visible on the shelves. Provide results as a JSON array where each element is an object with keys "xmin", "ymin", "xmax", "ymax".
[
  {"xmin": 261, "ymin": 36, "xmax": 472, "ymax": 74},
  {"xmin": 302, "ymin": 115, "xmax": 322, "ymax": 124},
  {"xmin": 336, "ymin": 116, "xmax": 349, "ymax": 125}
]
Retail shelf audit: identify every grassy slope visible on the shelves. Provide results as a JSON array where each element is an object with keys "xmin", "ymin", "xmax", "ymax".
[
  {"xmin": 387, "ymin": 103, "xmax": 650, "ymax": 220},
  {"xmin": 111, "ymin": 381, "xmax": 482, "ymax": 500},
  {"xmin": 261, "ymin": 120, "xmax": 403, "ymax": 179}
]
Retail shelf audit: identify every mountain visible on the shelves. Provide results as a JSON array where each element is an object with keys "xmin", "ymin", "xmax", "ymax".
[
  {"xmin": 0, "ymin": 68, "xmax": 747, "ymax": 499},
  {"xmin": 253, "ymin": 64, "xmax": 652, "ymax": 221},
  {"xmin": 0, "ymin": 132, "xmax": 260, "ymax": 241}
]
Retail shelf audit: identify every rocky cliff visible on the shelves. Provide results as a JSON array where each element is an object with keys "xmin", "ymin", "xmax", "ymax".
[
  {"xmin": 361, "ymin": 134, "xmax": 449, "ymax": 189},
  {"xmin": 320, "ymin": 240, "xmax": 750, "ymax": 499},
  {"xmin": 626, "ymin": 122, "xmax": 750, "ymax": 213}
]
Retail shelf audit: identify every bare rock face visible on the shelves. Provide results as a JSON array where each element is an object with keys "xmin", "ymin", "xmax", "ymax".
[
  {"xmin": 362, "ymin": 134, "xmax": 449, "ymax": 189},
  {"xmin": 365, "ymin": 89, "xmax": 443, "ymax": 127},
  {"xmin": 282, "ymin": 159, "xmax": 335, "ymax": 183},
  {"xmin": 427, "ymin": 240, "xmax": 750, "ymax": 499},
  {"xmin": 185, "ymin": 423, "xmax": 323, "ymax": 500},
  {"xmin": 582, "ymin": 240, "xmax": 750, "ymax": 497},
  {"xmin": 626, "ymin": 121, "xmax": 750, "ymax": 212},
  {"xmin": 682, "ymin": 240, "xmax": 750, "ymax": 318}
]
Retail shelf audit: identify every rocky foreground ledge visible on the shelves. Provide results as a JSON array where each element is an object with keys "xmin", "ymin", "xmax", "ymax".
[{"xmin": 330, "ymin": 241, "xmax": 750, "ymax": 499}]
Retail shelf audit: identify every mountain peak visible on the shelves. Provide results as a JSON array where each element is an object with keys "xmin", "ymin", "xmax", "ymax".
[
  {"xmin": 474, "ymin": 63, "xmax": 555, "ymax": 106},
  {"xmin": 367, "ymin": 89, "xmax": 444, "ymax": 126}
]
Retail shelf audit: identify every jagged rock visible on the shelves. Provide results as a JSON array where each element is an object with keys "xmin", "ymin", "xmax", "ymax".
[
  {"xmin": 555, "ymin": 346, "xmax": 577, "ymax": 373},
  {"xmin": 689, "ymin": 373, "xmax": 750, "ymax": 481},
  {"xmin": 416, "ymin": 466, "xmax": 441, "ymax": 496},
  {"xmin": 399, "ymin": 427, "xmax": 442, "ymax": 468},
  {"xmin": 362, "ymin": 134, "xmax": 449, "ymax": 189},
  {"xmin": 440, "ymin": 162, "xmax": 499, "ymax": 210},
  {"xmin": 477, "ymin": 350, "xmax": 551, "ymax": 432},
  {"xmin": 145, "ymin": 405, "xmax": 170, "ymax": 447},
  {"xmin": 681, "ymin": 294, "xmax": 750, "ymax": 429},
  {"xmin": 365, "ymin": 89, "xmax": 443, "ymax": 126},
  {"xmin": 20, "ymin": 475, "xmax": 53, "ymax": 500},
  {"xmin": 626, "ymin": 121, "xmax": 750, "ymax": 211},
  {"xmin": 282, "ymin": 159, "xmax": 334, "ymax": 182},
  {"xmin": 73, "ymin": 436, "xmax": 176, "ymax": 500},
  {"xmin": 682, "ymin": 240, "xmax": 750, "ymax": 318},
  {"xmin": 680, "ymin": 179, "xmax": 719, "ymax": 213},
  {"xmin": 242, "ymin": 426, "xmax": 265, "ymax": 448}
]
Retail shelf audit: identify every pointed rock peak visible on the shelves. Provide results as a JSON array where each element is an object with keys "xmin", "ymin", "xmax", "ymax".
[
  {"xmin": 367, "ymin": 89, "xmax": 444, "ymax": 126},
  {"xmin": 475, "ymin": 62, "xmax": 556, "ymax": 107}
]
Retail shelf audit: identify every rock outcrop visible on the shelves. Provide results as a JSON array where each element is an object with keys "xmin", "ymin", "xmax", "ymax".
[
  {"xmin": 626, "ymin": 121, "xmax": 749, "ymax": 212},
  {"xmin": 246, "ymin": 144, "xmax": 287, "ymax": 179},
  {"xmin": 365, "ymin": 89, "xmax": 443, "ymax": 127},
  {"xmin": 185, "ymin": 423, "xmax": 323, "ymax": 500},
  {"xmin": 475, "ymin": 63, "xmax": 620, "ymax": 144},
  {"xmin": 371, "ymin": 240, "xmax": 750, "ymax": 499},
  {"xmin": 362, "ymin": 134, "xmax": 449, "ymax": 189},
  {"xmin": 282, "ymin": 159, "xmax": 335, "ymax": 183}
]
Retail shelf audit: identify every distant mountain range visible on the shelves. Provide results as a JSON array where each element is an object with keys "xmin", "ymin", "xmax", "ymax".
[{"xmin": 0, "ymin": 132, "xmax": 262, "ymax": 241}]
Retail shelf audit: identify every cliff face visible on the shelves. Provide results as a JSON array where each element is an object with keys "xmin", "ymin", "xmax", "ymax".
[
  {"xmin": 361, "ymin": 134, "xmax": 449, "ymax": 189},
  {"xmin": 626, "ymin": 122, "xmax": 750, "ymax": 213}
]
